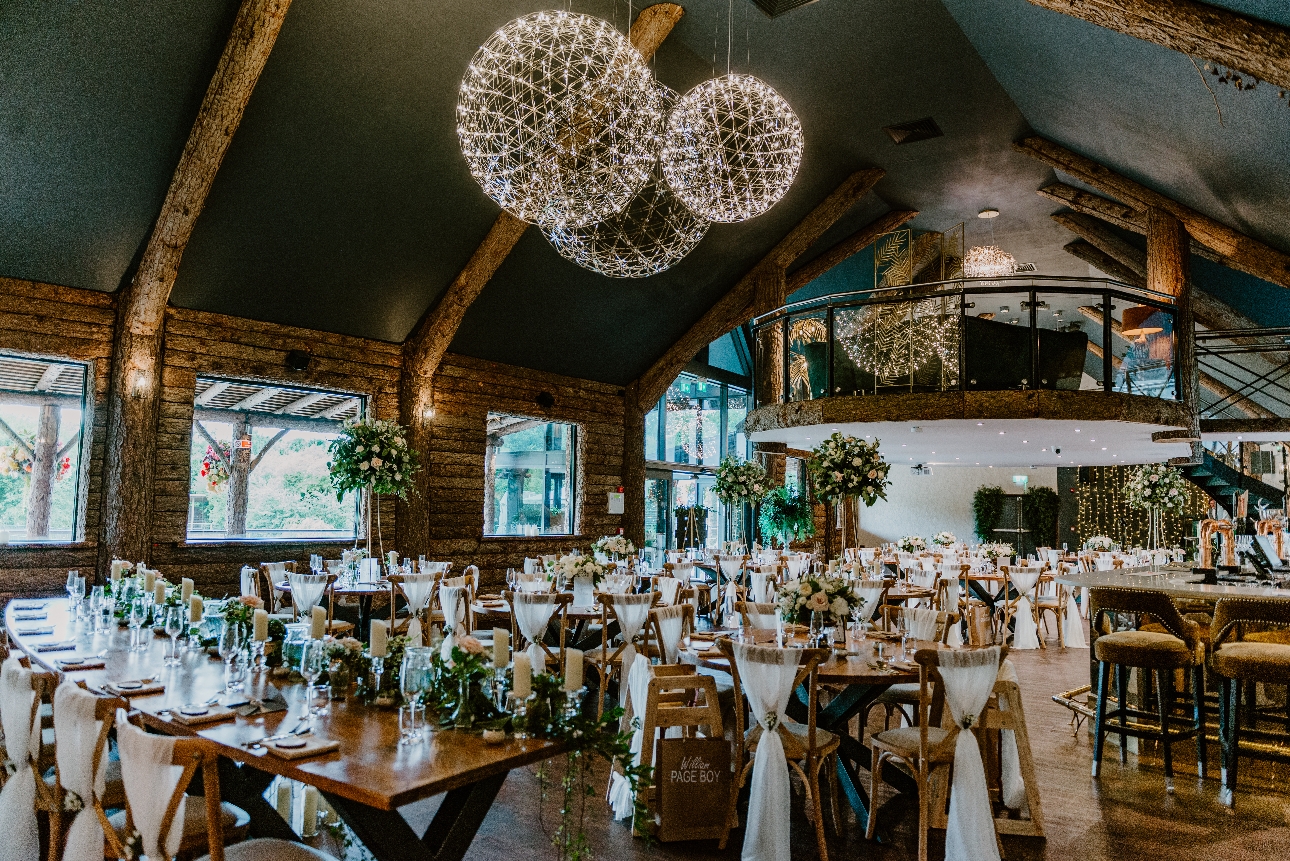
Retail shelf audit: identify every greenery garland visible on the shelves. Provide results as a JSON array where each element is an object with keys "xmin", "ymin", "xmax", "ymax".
[
  {"xmin": 972, "ymin": 485, "xmax": 1005, "ymax": 541},
  {"xmin": 758, "ymin": 485, "xmax": 815, "ymax": 547}
]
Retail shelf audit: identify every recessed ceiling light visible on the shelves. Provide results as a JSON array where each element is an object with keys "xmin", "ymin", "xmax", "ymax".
[
  {"xmin": 956, "ymin": 457, "xmax": 960, "ymax": 460},
  {"xmin": 977, "ymin": 423, "xmax": 983, "ymax": 426},
  {"xmin": 978, "ymin": 208, "xmax": 1000, "ymax": 219},
  {"xmin": 1102, "ymin": 447, "xmax": 1107, "ymax": 450},
  {"xmin": 902, "ymin": 444, "xmax": 907, "ymax": 447},
  {"xmin": 1075, "ymin": 429, "xmax": 1080, "ymax": 433},
  {"xmin": 1023, "ymin": 440, "xmax": 1028, "ymax": 444},
  {"xmin": 999, "ymin": 431, "xmax": 1005, "ymax": 435}
]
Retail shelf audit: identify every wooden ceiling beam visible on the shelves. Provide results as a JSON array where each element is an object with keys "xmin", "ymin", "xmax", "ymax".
[
  {"xmin": 1063, "ymin": 239, "xmax": 1145, "ymax": 288},
  {"xmin": 1016, "ymin": 135, "xmax": 1290, "ymax": 288},
  {"xmin": 401, "ymin": 3, "xmax": 685, "ymax": 387},
  {"xmin": 1039, "ymin": 183, "xmax": 1222, "ymax": 262},
  {"xmin": 1024, "ymin": 0, "xmax": 1290, "ymax": 92},
  {"xmin": 785, "ymin": 207, "xmax": 919, "ymax": 292},
  {"xmin": 634, "ymin": 169, "xmax": 890, "ymax": 410},
  {"xmin": 1052, "ymin": 212, "xmax": 1146, "ymax": 279}
]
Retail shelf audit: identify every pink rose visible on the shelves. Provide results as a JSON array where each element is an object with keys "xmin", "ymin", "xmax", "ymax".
[
  {"xmin": 808, "ymin": 592, "xmax": 830, "ymax": 611},
  {"xmin": 458, "ymin": 635, "xmax": 485, "ymax": 656},
  {"xmin": 238, "ymin": 595, "xmax": 264, "ymax": 609}
]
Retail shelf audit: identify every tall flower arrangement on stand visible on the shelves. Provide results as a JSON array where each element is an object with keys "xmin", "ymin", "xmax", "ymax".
[
  {"xmin": 714, "ymin": 457, "xmax": 770, "ymax": 544},
  {"xmin": 1124, "ymin": 463, "xmax": 1189, "ymax": 550},
  {"xmin": 328, "ymin": 418, "xmax": 420, "ymax": 558},
  {"xmin": 807, "ymin": 433, "xmax": 891, "ymax": 559}
]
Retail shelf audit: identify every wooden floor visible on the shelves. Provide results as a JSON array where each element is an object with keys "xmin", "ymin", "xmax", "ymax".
[{"xmin": 406, "ymin": 644, "xmax": 1290, "ymax": 861}]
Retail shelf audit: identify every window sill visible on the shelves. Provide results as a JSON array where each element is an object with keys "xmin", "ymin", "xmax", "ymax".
[
  {"xmin": 181, "ymin": 537, "xmax": 359, "ymax": 546},
  {"xmin": 482, "ymin": 534, "xmax": 586, "ymax": 541}
]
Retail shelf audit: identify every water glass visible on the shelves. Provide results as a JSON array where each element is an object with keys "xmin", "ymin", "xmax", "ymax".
[
  {"xmin": 299, "ymin": 639, "xmax": 327, "ymax": 717},
  {"xmin": 128, "ymin": 598, "xmax": 147, "ymax": 652},
  {"xmin": 219, "ymin": 623, "xmax": 246, "ymax": 691},
  {"xmin": 163, "ymin": 605, "xmax": 184, "ymax": 666},
  {"xmin": 309, "ymin": 684, "xmax": 330, "ymax": 716}
]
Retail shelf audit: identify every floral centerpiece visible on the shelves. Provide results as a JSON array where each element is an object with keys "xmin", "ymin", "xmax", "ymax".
[
  {"xmin": 775, "ymin": 574, "xmax": 855, "ymax": 624},
  {"xmin": 714, "ymin": 457, "xmax": 771, "ymax": 505},
  {"xmin": 807, "ymin": 432, "xmax": 891, "ymax": 505},
  {"xmin": 1125, "ymin": 463, "xmax": 1190, "ymax": 548},
  {"xmin": 221, "ymin": 595, "xmax": 263, "ymax": 630},
  {"xmin": 980, "ymin": 542, "xmax": 1015, "ymax": 561},
  {"xmin": 328, "ymin": 417, "xmax": 421, "ymax": 555},
  {"xmin": 1085, "ymin": 536, "xmax": 1114, "ymax": 552},
  {"xmin": 898, "ymin": 535, "xmax": 927, "ymax": 553},
  {"xmin": 553, "ymin": 552, "xmax": 606, "ymax": 606},
  {"xmin": 592, "ymin": 534, "xmax": 636, "ymax": 559},
  {"xmin": 931, "ymin": 531, "xmax": 957, "ymax": 547}
]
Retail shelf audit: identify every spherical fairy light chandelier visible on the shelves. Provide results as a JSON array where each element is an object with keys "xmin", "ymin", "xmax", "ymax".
[
  {"xmin": 541, "ymin": 85, "xmax": 710, "ymax": 278},
  {"xmin": 660, "ymin": 73, "xmax": 804, "ymax": 223},
  {"xmin": 456, "ymin": 11, "xmax": 665, "ymax": 228}
]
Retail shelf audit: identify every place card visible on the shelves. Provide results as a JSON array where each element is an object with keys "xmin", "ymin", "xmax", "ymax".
[
  {"xmin": 56, "ymin": 657, "xmax": 106, "ymax": 671},
  {"xmin": 262, "ymin": 735, "xmax": 340, "ymax": 760},
  {"xmin": 169, "ymin": 704, "xmax": 239, "ymax": 726},
  {"xmin": 17, "ymin": 626, "xmax": 54, "ymax": 636},
  {"xmin": 34, "ymin": 641, "xmax": 77, "ymax": 652}
]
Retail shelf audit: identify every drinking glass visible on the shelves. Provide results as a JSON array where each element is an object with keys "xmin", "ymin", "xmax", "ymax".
[
  {"xmin": 127, "ymin": 597, "xmax": 147, "ymax": 652},
  {"xmin": 162, "ymin": 605, "xmax": 184, "ymax": 665},
  {"xmin": 400, "ymin": 647, "xmax": 435, "ymax": 741},
  {"xmin": 809, "ymin": 610, "xmax": 826, "ymax": 645},
  {"xmin": 299, "ymin": 639, "xmax": 327, "ymax": 718},
  {"xmin": 219, "ymin": 623, "xmax": 245, "ymax": 692}
]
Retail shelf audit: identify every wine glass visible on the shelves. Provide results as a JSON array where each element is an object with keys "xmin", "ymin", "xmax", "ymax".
[
  {"xmin": 163, "ymin": 605, "xmax": 184, "ymax": 666},
  {"xmin": 299, "ymin": 639, "xmax": 327, "ymax": 719},
  {"xmin": 399, "ymin": 653, "xmax": 424, "ymax": 742},
  {"xmin": 127, "ymin": 597, "xmax": 147, "ymax": 652},
  {"xmin": 219, "ymin": 623, "xmax": 245, "ymax": 692}
]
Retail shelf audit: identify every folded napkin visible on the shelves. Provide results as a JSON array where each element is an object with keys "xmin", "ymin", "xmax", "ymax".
[
  {"xmin": 105, "ymin": 680, "xmax": 165, "ymax": 697},
  {"xmin": 35, "ymin": 641, "xmax": 77, "ymax": 652},
  {"xmin": 17, "ymin": 626, "xmax": 54, "ymax": 636},
  {"xmin": 234, "ymin": 690, "xmax": 288, "ymax": 717},
  {"xmin": 11, "ymin": 602, "xmax": 48, "ymax": 610},
  {"xmin": 14, "ymin": 613, "xmax": 47, "ymax": 621},
  {"xmin": 262, "ymin": 735, "xmax": 340, "ymax": 760},
  {"xmin": 56, "ymin": 657, "xmax": 106, "ymax": 671},
  {"xmin": 169, "ymin": 704, "xmax": 240, "ymax": 726}
]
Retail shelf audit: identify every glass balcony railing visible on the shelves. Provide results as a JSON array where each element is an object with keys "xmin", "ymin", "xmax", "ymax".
[{"xmin": 751, "ymin": 276, "xmax": 1180, "ymax": 409}]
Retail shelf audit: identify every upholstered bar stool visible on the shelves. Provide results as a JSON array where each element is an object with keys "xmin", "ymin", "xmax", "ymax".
[
  {"xmin": 1089, "ymin": 587, "xmax": 1206, "ymax": 791},
  {"xmin": 1210, "ymin": 596, "xmax": 1290, "ymax": 807}
]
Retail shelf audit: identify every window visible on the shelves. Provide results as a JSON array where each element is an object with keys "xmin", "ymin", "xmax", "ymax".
[
  {"xmin": 187, "ymin": 377, "xmax": 364, "ymax": 541},
  {"xmin": 484, "ymin": 413, "xmax": 576, "ymax": 536},
  {"xmin": 0, "ymin": 355, "xmax": 88, "ymax": 542}
]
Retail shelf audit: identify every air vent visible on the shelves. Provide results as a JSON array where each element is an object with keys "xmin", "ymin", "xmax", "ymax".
[
  {"xmin": 882, "ymin": 117, "xmax": 943, "ymax": 145},
  {"xmin": 1015, "ymin": 261, "xmax": 1037, "ymax": 272},
  {"xmin": 751, "ymin": 0, "xmax": 821, "ymax": 18}
]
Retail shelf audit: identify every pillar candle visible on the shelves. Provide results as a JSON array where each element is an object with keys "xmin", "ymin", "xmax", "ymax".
[
  {"xmin": 253, "ymin": 609, "xmax": 269, "ymax": 642},
  {"xmin": 180, "ymin": 578, "xmax": 194, "ymax": 603},
  {"xmin": 387, "ymin": 550, "xmax": 399, "ymax": 571},
  {"xmin": 563, "ymin": 647, "xmax": 583, "ymax": 692},
  {"xmin": 493, "ymin": 627, "xmax": 510, "ymax": 667},
  {"xmin": 511, "ymin": 653, "xmax": 532, "ymax": 699},
  {"xmin": 302, "ymin": 787, "xmax": 319, "ymax": 838},
  {"xmin": 310, "ymin": 605, "xmax": 326, "ymax": 639},
  {"xmin": 110, "ymin": 561, "xmax": 123, "ymax": 581},
  {"xmin": 189, "ymin": 596, "xmax": 203, "ymax": 624},
  {"xmin": 406, "ymin": 618, "xmax": 422, "ymax": 646},
  {"xmin": 370, "ymin": 620, "xmax": 388, "ymax": 657},
  {"xmin": 143, "ymin": 569, "xmax": 156, "ymax": 593},
  {"xmin": 275, "ymin": 782, "xmax": 292, "ymax": 823},
  {"xmin": 154, "ymin": 580, "xmax": 166, "ymax": 606}
]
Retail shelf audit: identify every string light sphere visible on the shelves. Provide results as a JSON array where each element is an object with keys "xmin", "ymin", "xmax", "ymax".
[
  {"xmin": 456, "ymin": 11, "xmax": 665, "ymax": 227},
  {"xmin": 963, "ymin": 245, "xmax": 1017, "ymax": 280},
  {"xmin": 661, "ymin": 73, "xmax": 804, "ymax": 223},
  {"xmin": 541, "ymin": 85, "xmax": 709, "ymax": 278},
  {"xmin": 836, "ymin": 298, "xmax": 959, "ymax": 382}
]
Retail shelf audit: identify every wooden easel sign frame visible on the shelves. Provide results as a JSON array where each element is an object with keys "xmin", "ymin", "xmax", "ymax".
[{"xmin": 653, "ymin": 736, "xmax": 732, "ymax": 842}]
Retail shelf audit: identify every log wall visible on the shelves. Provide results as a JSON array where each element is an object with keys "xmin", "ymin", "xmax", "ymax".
[
  {"xmin": 0, "ymin": 279, "xmax": 629, "ymax": 601},
  {"xmin": 0, "ymin": 278, "xmax": 114, "ymax": 602}
]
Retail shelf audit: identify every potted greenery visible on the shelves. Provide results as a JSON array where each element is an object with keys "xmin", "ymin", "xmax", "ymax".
[{"xmin": 758, "ymin": 486, "xmax": 815, "ymax": 548}]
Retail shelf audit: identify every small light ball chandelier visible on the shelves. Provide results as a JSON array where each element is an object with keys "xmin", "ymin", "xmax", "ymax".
[
  {"xmin": 661, "ymin": 73, "xmax": 804, "ymax": 223},
  {"xmin": 456, "ymin": 11, "xmax": 665, "ymax": 228}
]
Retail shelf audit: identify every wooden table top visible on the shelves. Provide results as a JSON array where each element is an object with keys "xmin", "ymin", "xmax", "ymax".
[
  {"xmin": 7, "ymin": 599, "xmax": 561, "ymax": 811},
  {"xmin": 471, "ymin": 597, "xmax": 604, "ymax": 621},
  {"xmin": 275, "ymin": 579, "xmax": 389, "ymax": 596}
]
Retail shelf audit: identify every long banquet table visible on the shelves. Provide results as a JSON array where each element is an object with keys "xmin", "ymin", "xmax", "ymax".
[{"xmin": 6, "ymin": 598, "xmax": 562, "ymax": 861}]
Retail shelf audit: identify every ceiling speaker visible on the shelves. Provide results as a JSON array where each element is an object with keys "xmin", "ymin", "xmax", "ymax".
[{"xmin": 285, "ymin": 350, "xmax": 311, "ymax": 372}]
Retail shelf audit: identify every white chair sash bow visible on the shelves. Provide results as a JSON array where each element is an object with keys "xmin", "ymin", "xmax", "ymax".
[
  {"xmin": 732, "ymin": 642, "xmax": 800, "ymax": 861},
  {"xmin": 288, "ymin": 571, "xmax": 327, "ymax": 615},
  {"xmin": 1063, "ymin": 587, "xmax": 1087, "ymax": 648},
  {"xmin": 996, "ymin": 660, "xmax": 1028, "ymax": 811},
  {"xmin": 939, "ymin": 646, "xmax": 1003, "ymax": 861},
  {"xmin": 750, "ymin": 571, "xmax": 775, "ymax": 604},
  {"xmin": 512, "ymin": 593, "xmax": 557, "ymax": 651},
  {"xmin": 54, "ymin": 683, "xmax": 107, "ymax": 861},
  {"xmin": 655, "ymin": 576, "xmax": 681, "ymax": 606},
  {"xmin": 608, "ymin": 654, "xmax": 654, "ymax": 820},
  {"xmin": 401, "ymin": 573, "xmax": 435, "ymax": 614},
  {"xmin": 115, "ymin": 711, "xmax": 185, "ymax": 861},
  {"xmin": 742, "ymin": 603, "xmax": 778, "ymax": 630},
  {"xmin": 654, "ymin": 605, "xmax": 686, "ymax": 664},
  {"xmin": 439, "ymin": 585, "xmax": 464, "ymax": 659},
  {"xmin": 1007, "ymin": 568, "xmax": 1042, "ymax": 650},
  {"xmin": 0, "ymin": 657, "xmax": 39, "ymax": 861},
  {"xmin": 609, "ymin": 595, "xmax": 653, "ymax": 705},
  {"xmin": 905, "ymin": 607, "xmax": 941, "ymax": 641}
]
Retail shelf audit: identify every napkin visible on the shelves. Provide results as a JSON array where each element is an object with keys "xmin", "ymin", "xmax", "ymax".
[
  {"xmin": 17, "ymin": 626, "xmax": 54, "ymax": 636},
  {"xmin": 169, "ymin": 704, "xmax": 240, "ymax": 726},
  {"xmin": 56, "ymin": 657, "xmax": 106, "ymax": 671},
  {"xmin": 262, "ymin": 735, "xmax": 341, "ymax": 760},
  {"xmin": 35, "ymin": 641, "xmax": 77, "ymax": 652},
  {"xmin": 235, "ymin": 690, "xmax": 288, "ymax": 716},
  {"xmin": 105, "ymin": 680, "xmax": 165, "ymax": 697},
  {"xmin": 11, "ymin": 602, "xmax": 47, "ymax": 610},
  {"xmin": 14, "ymin": 613, "xmax": 47, "ymax": 621}
]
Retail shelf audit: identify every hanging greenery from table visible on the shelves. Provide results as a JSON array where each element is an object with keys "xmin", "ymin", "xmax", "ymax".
[
  {"xmin": 758, "ymin": 485, "xmax": 815, "ymax": 547},
  {"xmin": 327, "ymin": 418, "xmax": 420, "ymax": 501},
  {"xmin": 1021, "ymin": 486, "xmax": 1060, "ymax": 546},
  {"xmin": 973, "ymin": 485, "xmax": 1006, "ymax": 541}
]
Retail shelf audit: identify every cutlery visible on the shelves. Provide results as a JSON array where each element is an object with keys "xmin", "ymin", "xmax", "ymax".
[{"xmin": 245, "ymin": 724, "xmax": 312, "ymax": 748}]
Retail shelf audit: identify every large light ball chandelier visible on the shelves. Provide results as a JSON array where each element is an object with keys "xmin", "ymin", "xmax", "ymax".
[
  {"xmin": 660, "ymin": 73, "xmax": 804, "ymax": 223},
  {"xmin": 963, "ymin": 245, "xmax": 1018, "ymax": 279},
  {"xmin": 456, "ymin": 11, "xmax": 665, "ymax": 228}
]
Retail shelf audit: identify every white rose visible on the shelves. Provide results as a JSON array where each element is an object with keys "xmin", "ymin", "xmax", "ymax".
[
  {"xmin": 394, "ymin": 472, "xmax": 402, "ymax": 481},
  {"xmin": 360, "ymin": 461, "xmax": 370, "ymax": 470},
  {"xmin": 852, "ymin": 457, "xmax": 862, "ymax": 466},
  {"xmin": 796, "ymin": 580, "xmax": 810, "ymax": 595},
  {"xmin": 356, "ymin": 445, "xmax": 365, "ymax": 453},
  {"xmin": 831, "ymin": 597, "xmax": 849, "ymax": 616}
]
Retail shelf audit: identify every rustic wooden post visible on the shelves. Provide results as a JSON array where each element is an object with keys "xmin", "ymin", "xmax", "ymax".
[
  {"xmin": 101, "ymin": 325, "xmax": 164, "ymax": 568},
  {"xmin": 482, "ymin": 432, "xmax": 500, "ymax": 535},
  {"xmin": 1147, "ymin": 207, "xmax": 1201, "ymax": 450},
  {"xmin": 25, "ymin": 402, "xmax": 60, "ymax": 538},
  {"xmin": 226, "ymin": 415, "xmax": 253, "ymax": 537},
  {"xmin": 622, "ymin": 382, "xmax": 646, "ymax": 548}
]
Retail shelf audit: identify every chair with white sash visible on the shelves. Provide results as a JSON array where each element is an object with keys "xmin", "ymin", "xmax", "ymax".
[
  {"xmin": 734, "ymin": 601, "xmax": 778, "ymax": 630},
  {"xmin": 651, "ymin": 575, "xmax": 682, "ymax": 607},
  {"xmin": 999, "ymin": 565, "xmax": 1043, "ymax": 650},
  {"xmin": 864, "ymin": 608, "xmax": 958, "ymax": 736},
  {"xmin": 867, "ymin": 646, "xmax": 1008, "ymax": 861},
  {"xmin": 587, "ymin": 593, "xmax": 655, "ymax": 717},
  {"xmin": 47, "ymin": 685, "xmax": 127, "ymax": 861},
  {"xmin": 387, "ymin": 572, "xmax": 437, "ymax": 637},
  {"xmin": 0, "ymin": 657, "xmax": 55, "ymax": 861},
  {"xmin": 717, "ymin": 640, "xmax": 840, "ymax": 861},
  {"xmin": 504, "ymin": 591, "xmax": 572, "ymax": 671},
  {"xmin": 112, "ymin": 711, "xmax": 331, "ymax": 861},
  {"xmin": 647, "ymin": 604, "xmax": 693, "ymax": 665},
  {"xmin": 255, "ymin": 563, "xmax": 296, "ymax": 621}
]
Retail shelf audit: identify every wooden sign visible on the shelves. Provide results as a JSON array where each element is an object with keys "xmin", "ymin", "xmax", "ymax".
[{"xmin": 653, "ymin": 736, "xmax": 731, "ymax": 842}]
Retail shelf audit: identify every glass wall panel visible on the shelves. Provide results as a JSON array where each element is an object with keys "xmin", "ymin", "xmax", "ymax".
[
  {"xmin": 663, "ymin": 374, "xmax": 721, "ymax": 467},
  {"xmin": 644, "ymin": 403, "xmax": 660, "ymax": 462},
  {"xmin": 963, "ymin": 292, "xmax": 1032, "ymax": 391},
  {"xmin": 727, "ymin": 386, "xmax": 748, "ymax": 462},
  {"xmin": 1113, "ymin": 301, "xmax": 1177, "ymax": 399},
  {"xmin": 787, "ymin": 312, "xmax": 829, "ymax": 401},
  {"xmin": 834, "ymin": 294, "xmax": 959, "ymax": 394},
  {"xmin": 1035, "ymin": 293, "xmax": 1100, "ymax": 391}
]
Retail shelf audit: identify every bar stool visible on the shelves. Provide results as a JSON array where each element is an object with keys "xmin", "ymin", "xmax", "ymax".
[
  {"xmin": 1210, "ymin": 596, "xmax": 1290, "ymax": 807},
  {"xmin": 1089, "ymin": 586, "xmax": 1206, "ymax": 792}
]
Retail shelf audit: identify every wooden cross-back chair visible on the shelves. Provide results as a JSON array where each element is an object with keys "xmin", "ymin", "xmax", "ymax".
[
  {"xmin": 44, "ymin": 690, "xmax": 127, "ymax": 861},
  {"xmin": 256, "ymin": 562, "xmax": 296, "ymax": 618},
  {"xmin": 935, "ymin": 564, "xmax": 970, "ymax": 615},
  {"xmin": 716, "ymin": 639, "xmax": 841, "ymax": 861},
  {"xmin": 3, "ymin": 666, "xmax": 59, "ymax": 850},
  {"xmin": 387, "ymin": 572, "xmax": 440, "ymax": 637},
  {"xmin": 504, "ymin": 590, "xmax": 573, "ymax": 670},
  {"xmin": 733, "ymin": 600, "xmax": 778, "ymax": 629},
  {"xmin": 647, "ymin": 603, "xmax": 694, "ymax": 664},
  {"xmin": 319, "ymin": 574, "xmax": 355, "ymax": 637},
  {"xmin": 586, "ymin": 592, "xmax": 656, "ymax": 717}
]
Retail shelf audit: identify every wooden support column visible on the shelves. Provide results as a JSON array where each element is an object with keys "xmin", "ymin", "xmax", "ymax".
[
  {"xmin": 397, "ymin": 4, "xmax": 685, "ymax": 559},
  {"xmin": 100, "ymin": 0, "xmax": 294, "ymax": 573},
  {"xmin": 25, "ymin": 403, "xmax": 60, "ymax": 539},
  {"xmin": 621, "ymin": 381, "xmax": 646, "ymax": 548},
  {"xmin": 226, "ymin": 416, "xmax": 253, "ymax": 537},
  {"xmin": 1148, "ymin": 208, "xmax": 1202, "ymax": 448}
]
